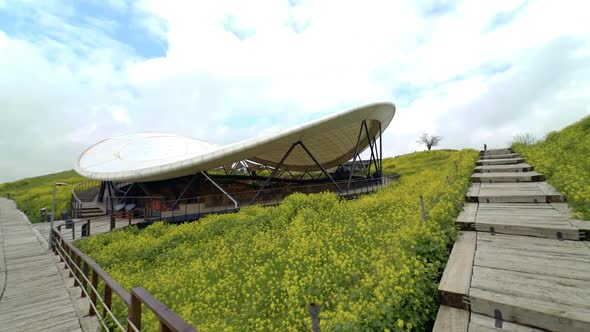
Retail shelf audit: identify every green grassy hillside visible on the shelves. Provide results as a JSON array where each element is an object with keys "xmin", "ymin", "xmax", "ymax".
[
  {"xmin": 512, "ymin": 115, "xmax": 590, "ymax": 220},
  {"xmin": 77, "ymin": 149, "xmax": 478, "ymax": 331},
  {"xmin": 0, "ymin": 170, "xmax": 86, "ymax": 222},
  {"xmin": 382, "ymin": 150, "xmax": 458, "ymax": 177}
]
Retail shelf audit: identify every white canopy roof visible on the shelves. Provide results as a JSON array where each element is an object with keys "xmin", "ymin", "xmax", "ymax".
[{"xmin": 75, "ymin": 102, "xmax": 396, "ymax": 182}]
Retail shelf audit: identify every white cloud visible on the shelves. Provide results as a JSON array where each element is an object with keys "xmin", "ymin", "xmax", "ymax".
[{"xmin": 1, "ymin": 0, "xmax": 590, "ymax": 181}]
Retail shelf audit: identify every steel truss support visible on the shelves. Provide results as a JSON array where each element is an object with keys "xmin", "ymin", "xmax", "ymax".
[
  {"xmin": 201, "ymin": 171, "xmax": 238, "ymax": 208},
  {"xmin": 171, "ymin": 173, "xmax": 200, "ymax": 210},
  {"xmin": 347, "ymin": 121, "xmax": 366, "ymax": 190},
  {"xmin": 106, "ymin": 181, "xmax": 114, "ymax": 214},
  {"xmin": 249, "ymin": 140, "xmax": 343, "ymax": 204},
  {"xmin": 119, "ymin": 183, "xmax": 135, "ymax": 202},
  {"xmin": 277, "ymin": 168, "xmax": 295, "ymax": 179},
  {"xmin": 137, "ymin": 183, "xmax": 152, "ymax": 198},
  {"xmin": 347, "ymin": 120, "xmax": 383, "ymax": 190},
  {"xmin": 98, "ymin": 181, "xmax": 106, "ymax": 203},
  {"xmin": 298, "ymin": 141, "xmax": 343, "ymax": 192},
  {"xmin": 249, "ymin": 143, "xmax": 298, "ymax": 204}
]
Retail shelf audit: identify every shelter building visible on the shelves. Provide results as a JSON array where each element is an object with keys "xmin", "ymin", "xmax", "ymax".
[{"xmin": 72, "ymin": 102, "xmax": 397, "ymax": 222}]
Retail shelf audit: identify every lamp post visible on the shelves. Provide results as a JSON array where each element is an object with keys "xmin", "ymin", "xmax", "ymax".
[{"xmin": 48, "ymin": 182, "xmax": 68, "ymax": 250}]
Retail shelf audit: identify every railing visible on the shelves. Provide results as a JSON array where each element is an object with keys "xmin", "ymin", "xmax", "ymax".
[
  {"xmin": 150, "ymin": 175, "xmax": 399, "ymax": 223},
  {"xmin": 69, "ymin": 176, "xmax": 400, "ymax": 233},
  {"xmin": 51, "ymin": 226, "xmax": 197, "ymax": 331}
]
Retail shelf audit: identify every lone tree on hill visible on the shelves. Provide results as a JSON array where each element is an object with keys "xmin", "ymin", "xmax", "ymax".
[{"xmin": 417, "ymin": 133, "xmax": 443, "ymax": 151}]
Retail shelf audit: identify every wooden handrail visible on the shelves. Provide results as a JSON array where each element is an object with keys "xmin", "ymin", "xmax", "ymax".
[
  {"xmin": 51, "ymin": 227, "xmax": 195, "ymax": 331},
  {"xmin": 130, "ymin": 287, "xmax": 198, "ymax": 332},
  {"xmin": 58, "ymin": 232, "xmax": 131, "ymax": 304}
]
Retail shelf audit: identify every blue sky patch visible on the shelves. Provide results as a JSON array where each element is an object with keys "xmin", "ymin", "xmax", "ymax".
[{"xmin": 0, "ymin": 0, "xmax": 167, "ymax": 59}]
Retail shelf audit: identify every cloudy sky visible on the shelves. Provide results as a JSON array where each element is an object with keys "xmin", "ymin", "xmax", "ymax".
[{"xmin": 1, "ymin": 0, "xmax": 589, "ymax": 182}]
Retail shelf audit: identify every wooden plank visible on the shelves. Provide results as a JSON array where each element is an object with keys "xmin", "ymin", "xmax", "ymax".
[
  {"xmin": 550, "ymin": 202, "xmax": 571, "ymax": 215},
  {"xmin": 469, "ymin": 312, "xmax": 547, "ymax": 332},
  {"xmin": 432, "ymin": 305, "xmax": 469, "ymax": 332},
  {"xmin": 457, "ymin": 203, "xmax": 478, "ymax": 230},
  {"xmin": 470, "ymin": 268, "xmax": 590, "ymax": 331},
  {"xmin": 475, "ymin": 203, "xmax": 579, "ymax": 239},
  {"xmin": 569, "ymin": 219, "xmax": 590, "ymax": 240},
  {"xmin": 0, "ymin": 198, "xmax": 82, "ymax": 332},
  {"xmin": 471, "ymin": 172, "xmax": 544, "ymax": 183},
  {"xmin": 476, "ymin": 158, "xmax": 525, "ymax": 166},
  {"xmin": 480, "ymin": 148, "xmax": 512, "ymax": 156},
  {"xmin": 475, "ymin": 221, "xmax": 579, "ymax": 240},
  {"xmin": 474, "ymin": 164, "xmax": 534, "ymax": 173},
  {"xmin": 438, "ymin": 231, "xmax": 476, "ymax": 309},
  {"xmin": 476, "ymin": 232, "xmax": 588, "ymax": 255},
  {"xmin": 480, "ymin": 153, "xmax": 521, "ymax": 160},
  {"xmin": 474, "ymin": 183, "xmax": 560, "ymax": 203},
  {"xmin": 469, "ymin": 232, "xmax": 590, "ymax": 331},
  {"xmin": 475, "ymin": 195, "xmax": 547, "ymax": 204},
  {"xmin": 535, "ymin": 182, "xmax": 565, "ymax": 202},
  {"xmin": 466, "ymin": 184, "xmax": 481, "ymax": 202}
]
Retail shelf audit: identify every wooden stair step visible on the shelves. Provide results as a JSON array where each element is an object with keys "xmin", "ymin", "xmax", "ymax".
[
  {"xmin": 468, "ymin": 312, "xmax": 547, "ymax": 332},
  {"xmin": 457, "ymin": 203, "xmax": 477, "ymax": 230},
  {"xmin": 466, "ymin": 183, "xmax": 564, "ymax": 203},
  {"xmin": 438, "ymin": 231, "xmax": 476, "ymax": 310},
  {"xmin": 471, "ymin": 171, "xmax": 544, "ymax": 183},
  {"xmin": 475, "ymin": 203, "xmax": 579, "ymax": 240},
  {"xmin": 480, "ymin": 148, "xmax": 512, "ymax": 156},
  {"xmin": 433, "ymin": 306, "xmax": 469, "ymax": 332},
  {"xmin": 474, "ymin": 163, "xmax": 533, "ymax": 173},
  {"xmin": 476, "ymin": 158, "xmax": 525, "ymax": 166},
  {"xmin": 480, "ymin": 153, "xmax": 521, "ymax": 160},
  {"xmin": 469, "ymin": 233, "xmax": 590, "ymax": 332}
]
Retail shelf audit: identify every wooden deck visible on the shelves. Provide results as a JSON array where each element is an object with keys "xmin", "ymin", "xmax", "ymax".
[
  {"xmin": 0, "ymin": 198, "xmax": 83, "ymax": 332},
  {"xmin": 435, "ymin": 148, "xmax": 590, "ymax": 331}
]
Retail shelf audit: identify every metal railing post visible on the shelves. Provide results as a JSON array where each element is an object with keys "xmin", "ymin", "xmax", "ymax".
[
  {"xmin": 128, "ymin": 293, "xmax": 142, "ymax": 332},
  {"xmin": 309, "ymin": 303, "xmax": 320, "ymax": 332},
  {"xmin": 90, "ymin": 270, "xmax": 98, "ymax": 316},
  {"xmin": 81, "ymin": 261, "xmax": 88, "ymax": 298},
  {"xmin": 103, "ymin": 285, "xmax": 112, "ymax": 318},
  {"xmin": 74, "ymin": 255, "xmax": 81, "ymax": 287},
  {"xmin": 420, "ymin": 196, "xmax": 428, "ymax": 222}
]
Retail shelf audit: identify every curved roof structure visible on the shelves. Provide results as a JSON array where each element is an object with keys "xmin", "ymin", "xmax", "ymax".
[{"xmin": 75, "ymin": 102, "xmax": 396, "ymax": 182}]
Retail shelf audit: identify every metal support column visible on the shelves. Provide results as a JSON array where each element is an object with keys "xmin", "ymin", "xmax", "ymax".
[
  {"xmin": 118, "ymin": 183, "xmax": 135, "ymax": 202},
  {"xmin": 201, "ymin": 171, "xmax": 239, "ymax": 209},
  {"xmin": 249, "ymin": 142, "xmax": 298, "ymax": 204},
  {"xmin": 379, "ymin": 122, "xmax": 383, "ymax": 177},
  {"xmin": 347, "ymin": 121, "xmax": 366, "ymax": 190},
  {"xmin": 363, "ymin": 121, "xmax": 378, "ymax": 177},
  {"xmin": 171, "ymin": 173, "xmax": 200, "ymax": 210},
  {"xmin": 298, "ymin": 141, "xmax": 343, "ymax": 193}
]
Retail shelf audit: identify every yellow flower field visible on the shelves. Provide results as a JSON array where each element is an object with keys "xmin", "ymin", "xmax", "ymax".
[{"xmin": 76, "ymin": 149, "xmax": 478, "ymax": 331}]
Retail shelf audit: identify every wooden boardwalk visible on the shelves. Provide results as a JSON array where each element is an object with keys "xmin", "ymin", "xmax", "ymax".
[
  {"xmin": 435, "ymin": 148, "xmax": 590, "ymax": 331},
  {"xmin": 34, "ymin": 216, "xmax": 145, "ymax": 243},
  {"xmin": 0, "ymin": 198, "xmax": 84, "ymax": 332}
]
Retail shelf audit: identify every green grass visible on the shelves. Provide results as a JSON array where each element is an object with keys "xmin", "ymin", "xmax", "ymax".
[
  {"xmin": 512, "ymin": 115, "xmax": 590, "ymax": 220},
  {"xmin": 0, "ymin": 149, "xmax": 460, "ymax": 225},
  {"xmin": 0, "ymin": 170, "xmax": 87, "ymax": 223},
  {"xmin": 382, "ymin": 149, "xmax": 459, "ymax": 177},
  {"xmin": 76, "ymin": 149, "xmax": 478, "ymax": 331}
]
